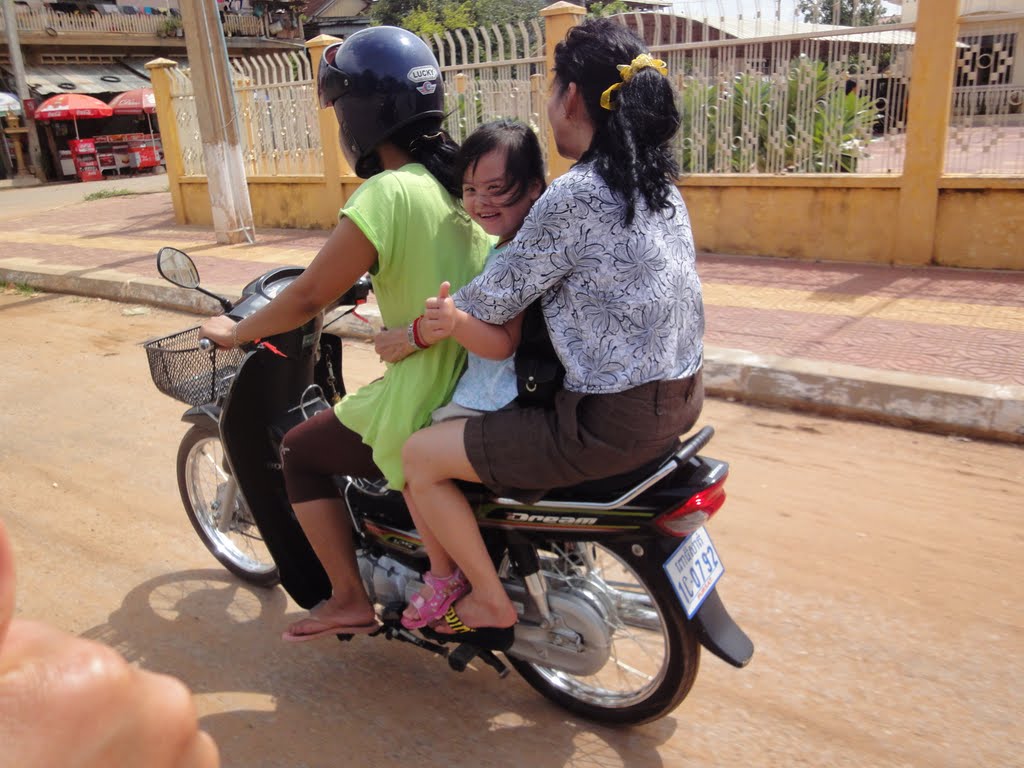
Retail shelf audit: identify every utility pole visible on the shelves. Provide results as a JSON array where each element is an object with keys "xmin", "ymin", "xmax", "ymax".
[
  {"xmin": 178, "ymin": 0, "xmax": 255, "ymax": 244},
  {"xmin": 2, "ymin": 0, "xmax": 45, "ymax": 181}
]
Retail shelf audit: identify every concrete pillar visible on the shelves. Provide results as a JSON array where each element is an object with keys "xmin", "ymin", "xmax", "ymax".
[
  {"xmin": 2, "ymin": 0, "xmax": 45, "ymax": 181},
  {"xmin": 892, "ymin": 0, "xmax": 960, "ymax": 265},
  {"xmin": 146, "ymin": 58, "xmax": 186, "ymax": 224},
  {"xmin": 540, "ymin": 2, "xmax": 586, "ymax": 181},
  {"xmin": 306, "ymin": 34, "xmax": 349, "ymax": 221},
  {"xmin": 179, "ymin": 0, "xmax": 255, "ymax": 244}
]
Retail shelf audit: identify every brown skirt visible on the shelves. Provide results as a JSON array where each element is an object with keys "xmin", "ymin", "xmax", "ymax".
[{"xmin": 463, "ymin": 371, "xmax": 703, "ymax": 502}]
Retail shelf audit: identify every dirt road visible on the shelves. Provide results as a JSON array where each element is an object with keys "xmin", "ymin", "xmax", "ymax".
[{"xmin": 1, "ymin": 291, "xmax": 1020, "ymax": 768}]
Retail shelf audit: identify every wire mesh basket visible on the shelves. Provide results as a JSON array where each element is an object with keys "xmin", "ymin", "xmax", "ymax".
[{"xmin": 143, "ymin": 326, "xmax": 246, "ymax": 406}]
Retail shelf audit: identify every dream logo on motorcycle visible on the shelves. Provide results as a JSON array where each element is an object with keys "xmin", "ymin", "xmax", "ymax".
[{"xmin": 504, "ymin": 512, "xmax": 599, "ymax": 526}]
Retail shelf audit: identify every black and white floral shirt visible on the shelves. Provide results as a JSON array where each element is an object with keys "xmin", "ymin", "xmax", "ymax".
[{"xmin": 454, "ymin": 162, "xmax": 704, "ymax": 395}]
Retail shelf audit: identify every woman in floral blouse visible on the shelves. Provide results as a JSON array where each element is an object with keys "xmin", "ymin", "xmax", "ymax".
[{"xmin": 401, "ymin": 17, "xmax": 706, "ymax": 639}]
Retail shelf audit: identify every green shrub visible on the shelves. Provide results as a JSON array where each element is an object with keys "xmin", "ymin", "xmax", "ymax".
[{"xmin": 679, "ymin": 59, "xmax": 876, "ymax": 174}]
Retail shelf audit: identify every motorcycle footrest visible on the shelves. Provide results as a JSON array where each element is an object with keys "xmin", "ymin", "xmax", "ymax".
[
  {"xmin": 382, "ymin": 625, "xmax": 449, "ymax": 657},
  {"xmin": 447, "ymin": 643, "xmax": 510, "ymax": 678},
  {"xmin": 334, "ymin": 625, "xmax": 385, "ymax": 643}
]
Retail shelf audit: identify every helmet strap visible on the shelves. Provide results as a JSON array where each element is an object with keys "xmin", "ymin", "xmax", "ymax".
[{"xmin": 355, "ymin": 152, "xmax": 383, "ymax": 179}]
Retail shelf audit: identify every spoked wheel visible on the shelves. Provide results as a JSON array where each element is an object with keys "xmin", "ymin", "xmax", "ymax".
[
  {"xmin": 176, "ymin": 424, "xmax": 279, "ymax": 587},
  {"xmin": 507, "ymin": 540, "xmax": 699, "ymax": 725}
]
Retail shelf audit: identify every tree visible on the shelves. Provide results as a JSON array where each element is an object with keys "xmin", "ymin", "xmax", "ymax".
[
  {"xmin": 796, "ymin": 0, "xmax": 887, "ymax": 27},
  {"xmin": 473, "ymin": 0, "xmax": 546, "ymax": 28},
  {"xmin": 588, "ymin": 1, "xmax": 629, "ymax": 17},
  {"xmin": 370, "ymin": 0, "xmax": 545, "ymax": 34},
  {"xmin": 369, "ymin": 0, "xmax": 419, "ymax": 28}
]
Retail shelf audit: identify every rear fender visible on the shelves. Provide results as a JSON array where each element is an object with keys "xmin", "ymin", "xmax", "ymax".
[
  {"xmin": 690, "ymin": 588, "xmax": 754, "ymax": 668},
  {"xmin": 650, "ymin": 534, "xmax": 753, "ymax": 668}
]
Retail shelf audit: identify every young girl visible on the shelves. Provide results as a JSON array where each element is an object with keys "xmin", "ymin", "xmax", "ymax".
[{"xmin": 374, "ymin": 119, "xmax": 546, "ymax": 631}]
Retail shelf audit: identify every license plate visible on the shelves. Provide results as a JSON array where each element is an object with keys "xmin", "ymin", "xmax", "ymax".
[{"xmin": 663, "ymin": 526, "xmax": 724, "ymax": 619}]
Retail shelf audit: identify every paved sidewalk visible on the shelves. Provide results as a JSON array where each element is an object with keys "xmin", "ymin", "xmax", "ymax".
[{"xmin": 2, "ymin": 186, "xmax": 1022, "ymax": 444}]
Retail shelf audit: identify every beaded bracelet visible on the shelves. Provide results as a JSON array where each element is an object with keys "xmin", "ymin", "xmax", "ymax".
[{"xmin": 411, "ymin": 316, "xmax": 430, "ymax": 350}]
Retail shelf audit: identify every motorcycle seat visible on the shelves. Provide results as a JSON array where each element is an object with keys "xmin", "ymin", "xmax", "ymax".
[
  {"xmin": 342, "ymin": 449, "xmax": 670, "ymax": 506},
  {"xmin": 450, "ymin": 443, "xmax": 679, "ymax": 505},
  {"xmin": 344, "ymin": 428, "xmax": 711, "ymax": 506},
  {"xmin": 523, "ymin": 448, "xmax": 676, "ymax": 503}
]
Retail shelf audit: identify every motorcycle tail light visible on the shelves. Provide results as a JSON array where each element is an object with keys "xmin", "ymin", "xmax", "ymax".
[{"xmin": 654, "ymin": 474, "xmax": 728, "ymax": 537}]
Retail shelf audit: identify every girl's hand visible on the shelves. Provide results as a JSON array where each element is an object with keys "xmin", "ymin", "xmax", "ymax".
[
  {"xmin": 374, "ymin": 327, "xmax": 416, "ymax": 363},
  {"xmin": 421, "ymin": 282, "xmax": 457, "ymax": 344},
  {"xmin": 199, "ymin": 315, "xmax": 237, "ymax": 349}
]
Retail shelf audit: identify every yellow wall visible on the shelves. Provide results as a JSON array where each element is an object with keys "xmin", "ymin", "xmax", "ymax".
[
  {"xmin": 680, "ymin": 175, "xmax": 1024, "ymax": 269},
  {"xmin": 179, "ymin": 177, "xmax": 363, "ymax": 229},
  {"xmin": 680, "ymin": 176, "xmax": 903, "ymax": 264},
  {"xmin": 935, "ymin": 183, "xmax": 1024, "ymax": 269},
  {"xmin": 177, "ymin": 175, "xmax": 1024, "ymax": 272}
]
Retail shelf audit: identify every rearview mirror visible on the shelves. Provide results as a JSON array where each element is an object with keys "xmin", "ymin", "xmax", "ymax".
[{"xmin": 156, "ymin": 247, "xmax": 200, "ymax": 289}]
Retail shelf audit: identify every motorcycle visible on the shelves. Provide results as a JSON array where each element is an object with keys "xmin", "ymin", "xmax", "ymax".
[{"xmin": 143, "ymin": 246, "xmax": 753, "ymax": 725}]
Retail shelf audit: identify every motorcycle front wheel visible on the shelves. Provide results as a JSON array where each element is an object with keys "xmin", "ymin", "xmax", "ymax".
[
  {"xmin": 176, "ymin": 424, "xmax": 279, "ymax": 587},
  {"xmin": 508, "ymin": 540, "xmax": 699, "ymax": 726}
]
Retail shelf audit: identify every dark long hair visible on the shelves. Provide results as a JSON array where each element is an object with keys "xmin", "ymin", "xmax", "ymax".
[
  {"xmin": 455, "ymin": 119, "xmax": 547, "ymax": 204},
  {"xmin": 552, "ymin": 18, "xmax": 680, "ymax": 224},
  {"xmin": 359, "ymin": 118, "xmax": 462, "ymax": 197}
]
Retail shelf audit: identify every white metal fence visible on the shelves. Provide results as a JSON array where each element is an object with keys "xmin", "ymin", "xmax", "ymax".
[
  {"xmin": 947, "ymin": 17, "xmax": 1024, "ymax": 175},
  {"xmin": 167, "ymin": 66, "xmax": 203, "ymax": 177},
  {"xmin": 231, "ymin": 53, "xmax": 322, "ymax": 177},
  {"xmin": 618, "ymin": 4, "xmax": 1024, "ymax": 176},
  {"xmin": 0, "ymin": 8, "xmax": 264, "ymax": 37},
  {"xmin": 161, "ymin": 5, "xmax": 1023, "ymax": 180},
  {"xmin": 617, "ymin": 12, "xmax": 913, "ymax": 175},
  {"xmin": 1, "ymin": 8, "xmax": 165, "ymax": 35},
  {"xmin": 168, "ymin": 52, "xmax": 322, "ymax": 178},
  {"xmin": 422, "ymin": 21, "xmax": 549, "ymax": 166}
]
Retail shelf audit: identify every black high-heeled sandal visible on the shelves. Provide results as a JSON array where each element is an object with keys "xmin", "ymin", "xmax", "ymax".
[{"xmin": 420, "ymin": 605, "xmax": 515, "ymax": 652}]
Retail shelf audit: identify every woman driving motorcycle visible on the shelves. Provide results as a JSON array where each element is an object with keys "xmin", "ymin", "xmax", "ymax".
[{"xmin": 199, "ymin": 26, "xmax": 490, "ymax": 642}]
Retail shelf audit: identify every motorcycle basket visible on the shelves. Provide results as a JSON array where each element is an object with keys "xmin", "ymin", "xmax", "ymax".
[{"xmin": 143, "ymin": 326, "xmax": 245, "ymax": 406}]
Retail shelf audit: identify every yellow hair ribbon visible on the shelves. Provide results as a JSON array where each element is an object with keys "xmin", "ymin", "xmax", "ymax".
[{"xmin": 599, "ymin": 54, "xmax": 669, "ymax": 111}]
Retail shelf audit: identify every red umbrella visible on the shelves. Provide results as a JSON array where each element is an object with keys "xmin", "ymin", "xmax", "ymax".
[
  {"xmin": 109, "ymin": 90, "xmax": 156, "ymax": 137},
  {"xmin": 108, "ymin": 88, "xmax": 155, "ymax": 115},
  {"xmin": 109, "ymin": 88, "xmax": 157, "ymax": 136},
  {"xmin": 34, "ymin": 93, "xmax": 113, "ymax": 139}
]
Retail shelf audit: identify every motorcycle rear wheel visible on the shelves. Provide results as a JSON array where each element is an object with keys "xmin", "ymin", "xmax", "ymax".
[
  {"xmin": 508, "ymin": 540, "xmax": 699, "ymax": 725},
  {"xmin": 176, "ymin": 424, "xmax": 279, "ymax": 587}
]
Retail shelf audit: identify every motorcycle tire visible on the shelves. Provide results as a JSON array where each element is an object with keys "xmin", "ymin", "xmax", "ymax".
[
  {"xmin": 176, "ymin": 424, "xmax": 280, "ymax": 587},
  {"xmin": 507, "ymin": 540, "xmax": 699, "ymax": 726}
]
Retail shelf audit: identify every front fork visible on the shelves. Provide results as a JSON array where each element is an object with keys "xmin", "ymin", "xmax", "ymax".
[
  {"xmin": 181, "ymin": 406, "xmax": 240, "ymax": 535},
  {"xmin": 213, "ymin": 476, "xmax": 240, "ymax": 534}
]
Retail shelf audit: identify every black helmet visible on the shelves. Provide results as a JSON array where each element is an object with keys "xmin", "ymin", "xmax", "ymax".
[{"xmin": 318, "ymin": 26, "xmax": 445, "ymax": 177}]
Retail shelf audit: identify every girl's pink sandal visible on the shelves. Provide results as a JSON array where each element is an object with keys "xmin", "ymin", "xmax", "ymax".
[{"xmin": 401, "ymin": 568, "xmax": 470, "ymax": 630}]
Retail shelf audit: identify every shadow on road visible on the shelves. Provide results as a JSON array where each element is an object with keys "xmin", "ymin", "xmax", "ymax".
[{"xmin": 82, "ymin": 569, "xmax": 680, "ymax": 767}]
